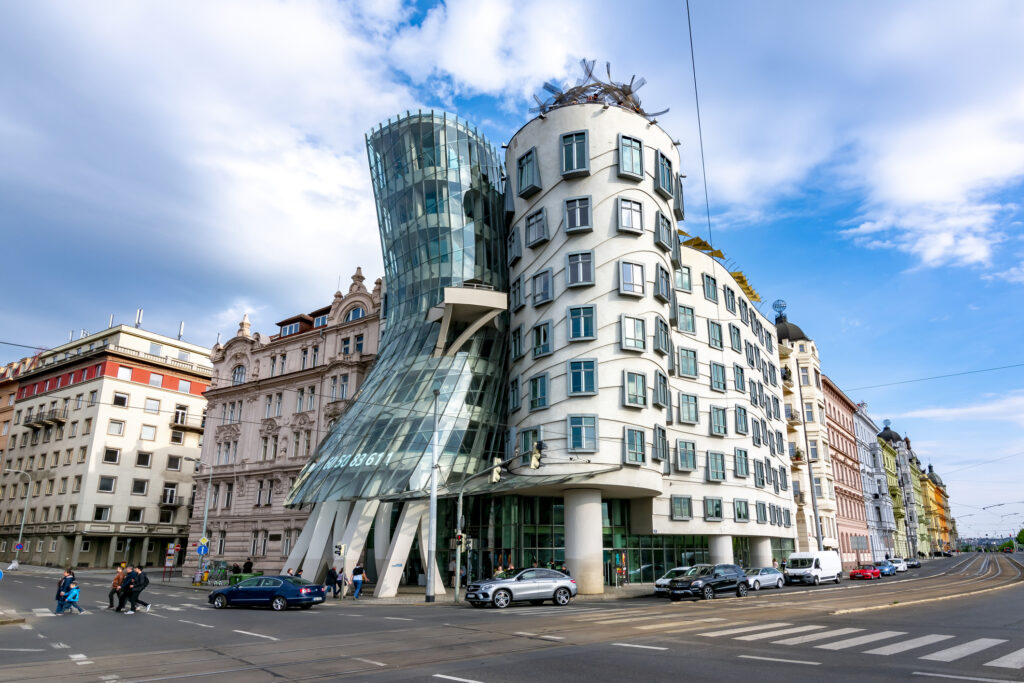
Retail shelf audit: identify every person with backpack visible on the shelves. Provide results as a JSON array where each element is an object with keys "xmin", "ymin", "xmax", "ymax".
[
  {"xmin": 351, "ymin": 562, "xmax": 365, "ymax": 599},
  {"xmin": 125, "ymin": 565, "xmax": 150, "ymax": 614},
  {"xmin": 64, "ymin": 581, "xmax": 85, "ymax": 614}
]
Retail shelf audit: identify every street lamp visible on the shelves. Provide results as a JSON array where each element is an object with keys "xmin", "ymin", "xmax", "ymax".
[
  {"xmin": 183, "ymin": 456, "xmax": 213, "ymax": 573},
  {"xmin": 425, "ymin": 381, "xmax": 441, "ymax": 603},
  {"xmin": 3, "ymin": 469, "xmax": 32, "ymax": 568}
]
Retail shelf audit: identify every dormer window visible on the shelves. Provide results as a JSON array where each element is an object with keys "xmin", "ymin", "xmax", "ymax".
[
  {"xmin": 313, "ymin": 314, "xmax": 328, "ymax": 327},
  {"xmin": 344, "ymin": 307, "xmax": 366, "ymax": 322},
  {"xmin": 280, "ymin": 323, "xmax": 300, "ymax": 336}
]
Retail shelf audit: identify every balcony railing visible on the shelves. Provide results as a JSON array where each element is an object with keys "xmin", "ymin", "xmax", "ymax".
[
  {"xmin": 22, "ymin": 408, "xmax": 69, "ymax": 428},
  {"xmin": 170, "ymin": 414, "xmax": 205, "ymax": 432},
  {"xmin": 159, "ymin": 495, "xmax": 185, "ymax": 507}
]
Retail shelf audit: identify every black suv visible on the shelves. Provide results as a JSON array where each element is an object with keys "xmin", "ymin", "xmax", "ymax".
[{"xmin": 667, "ymin": 563, "xmax": 749, "ymax": 601}]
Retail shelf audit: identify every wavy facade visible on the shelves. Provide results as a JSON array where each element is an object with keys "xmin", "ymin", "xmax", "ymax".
[{"xmin": 286, "ymin": 111, "xmax": 508, "ymax": 507}]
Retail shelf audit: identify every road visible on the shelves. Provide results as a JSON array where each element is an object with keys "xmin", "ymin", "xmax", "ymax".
[{"xmin": 0, "ymin": 553, "xmax": 1021, "ymax": 682}]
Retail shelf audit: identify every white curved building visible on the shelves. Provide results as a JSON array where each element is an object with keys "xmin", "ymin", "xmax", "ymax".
[{"xmin": 505, "ymin": 102, "xmax": 797, "ymax": 593}]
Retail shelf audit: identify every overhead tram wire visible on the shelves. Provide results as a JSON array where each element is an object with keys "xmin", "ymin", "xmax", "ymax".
[
  {"xmin": 845, "ymin": 362, "xmax": 1024, "ymax": 391},
  {"xmin": 685, "ymin": 0, "xmax": 715, "ymax": 251}
]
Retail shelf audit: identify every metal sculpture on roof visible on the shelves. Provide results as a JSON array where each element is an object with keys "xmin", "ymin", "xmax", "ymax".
[{"xmin": 531, "ymin": 59, "xmax": 669, "ymax": 120}]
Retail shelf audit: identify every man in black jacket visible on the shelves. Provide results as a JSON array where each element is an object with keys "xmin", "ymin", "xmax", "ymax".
[
  {"xmin": 242, "ymin": 558, "xmax": 253, "ymax": 573},
  {"xmin": 125, "ymin": 566, "xmax": 150, "ymax": 614},
  {"xmin": 115, "ymin": 566, "xmax": 135, "ymax": 612}
]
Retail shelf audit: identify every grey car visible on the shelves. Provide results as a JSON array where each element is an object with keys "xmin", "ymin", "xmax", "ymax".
[{"xmin": 465, "ymin": 569, "xmax": 578, "ymax": 608}]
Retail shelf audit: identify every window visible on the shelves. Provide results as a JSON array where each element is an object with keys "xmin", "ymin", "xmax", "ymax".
[
  {"xmin": 519, "ymin": 428, "xmax": 541, "ymax": 462},
  {"xmin": 708, "ymin": 321, "xmax": 723, "ymax": 349},
  {"xmin": 618, "ymin": 198, "xmax": 644, "ymax": 233},
  {"xmin": 510, "ymin": 276, "xmax": 523, "ymax": 311},
  {"xmin": 300, "ymin": 349, "xmax": 308, "ymax": 369},
  {"xmin": 624, "ymin": 428, "xmax": 646, "ymax": 464},
  {"xmin": 752, "ymin": 419, "xmax": 761, "ymax": 447},
  {"xmin": 619, "ymin": 261, "xmax": 645, "ymax": 296},
  {"xmin": 532, "ymin": 270, "xmax": 553, "ymax": 305},
  {"xmin": 510, "ymin": 326, "xmax": 524, "ymax": 359},
  {"xmin": 804, "ymin": 402, "xmax": 815, "ymax": 422},
  {"xmin": 652, "ymin": 425, "xmax": 669, "ymax": 461},
  {"xmin": 735, "ymin": 406, "xmax": 749, "ymax": 434},
  {"xmin": 677, "ymin": 348, "xmax": 698, "ymax": 377},
  {"xmin": 142, "ymin": 398, "xmax": 160, "ymax": 415},
  {"xmin": 355, "ymin": 335, "xmax": 363, "ymax": 353},
  {"xmin": 567, "ymin": 305, "xmax": 596, "ymax": 341},
  {"xmin": 131, "ymin": 479, "xmax": 148, "ymax": 495},
  {"xmin": 107, "ymin": 420, "xmax": 124, "ymax": 436},
  {"xmin": 149, "ymin": 373, "xmax": 163, "ymax": 388},
  {"xmin": 704, "ymin": 497, "xmax": 723, "ymax": 521},
  {"xmin": 710, "ymin": 406, "xmax": 727, "ymax": 436},
  {"xmin": 675, "ymin": 266, "xmax": 692, "ymax": 292},
  {"xmin": 653, "ymin": 371, "xmax": 670, "ymax": 408},
  {"xmin": 508, "ymin": 226, "xmax": 522, "ymax": 265},
  {"xmin": 702, "ymin": 273, "xmax": 718, "ymax": 302},
  {"xmin": 710, "ymin": 362, "xmax": 727, "ymax": 392},
  {"xmin": 98, "ymin": 476, "xmax": 116, "ymax": 493},
  {"xmin": 724, "ymin": 287, "xmax": 736, "ymax": 313},
  {"xmin": 532, "ymin": 321, "xmax": 552, "ymax": 358},
  {"xmin": 809, "ymin": 440, "xmax": 819, "ymax": 460},
  {"xmin": 735, "ymin": 500, "xmax": 750, "ymax": 522},
  {"xmin": 140, "ymin": 424, "xmax": 156, "ymax": 441},
  {"xmin": 655, "ymin": 151, "xmax": 674, "ymax": 199},
  {"xmin": 136, "ymin": 452, "xmax": 152, "ymax": 468},
  {"xmin": 654, "ymin": 317, "xmax": 671, "ymax": 355},
  {"xmin": 655, "ymin": 265, "xmax": 671, "ymax": 302},
  {"xmin": 567, "ymin": 360, "xmax": 597, "ymax": 395},
  {"xmin": 566, "ymin": 251, "xmax": 594, "ymax": 286},
  {"xmin": 624, "ymin": 371, "xmax": 647, "ymax": 408},
  {"xmin": 800, "ymin": 366, "xmax": 810, "ymax": 386},
  {"xmin": 167, "ymin": 455, "xmax": 181, "ymax": 471},
  {"xmin": 677, "ymin": 440, "xmax": 697, "ymax": 471},
  {"xmin": 117, "ymin": 366, "xmax": 132, "ymax": 381},
  {"xmin": 528, "ymin": 374, "xmax": 548, "ymax": 411},
  {"xmin": 170, "ymin": 430, "xmax": 184, "ymax": 445},
  {"xmin": 567, "ymin": 415, "xmax": 597, "ymax": 451},
  {"xmin": 754, "ymin": 460, "xmax": 766, "ymax": 488},
  {"xmin": 677, "ymin": 305, "xmax": 695, "ymax": 333},
  {"xmin": 735, "ymin": 448, "xmax": 749, "ymax": 477},
  {"xmin": 707, "ymin": 451, "xmax": 726, "ymax": 481},
  {"xmin": 102, "ymin": 448, "xmax": 119, "ymax": 464},
  {"xmin": 739, "ymin": 299, "xmax": 749, "ymax": 324},
  {"xmin": 670, "ymin": 495, "xmax": 692, "ymax": 520},
  {"xmin": 621, "ymin": 315, "xmax": 646, "ymax": 351},
  {"xmin": 654, "ymin": 211, "xmax": 673, "ymax": 251},
  {"xmin": 525, "ymin": 208, "xmax": 549, "ymax": 247},
  {"xmin": 734, "ymin": 365, "xmax": 746, "ymax": 392},
  {"xmin": 232, "ymin": 365, "xmax": 246, "ymax": 385},
  {"xmin": 517, "ymin": 148, "xmax": 541, "ymax": 197},
  {"xmin": 88, "ymin": 390, "xmax": 98, "ymax": 405},
  {"xmin": 564, "ymin": 196, "xmax": 594, "ymax": 235},
  {"xmin": 509, "ymin": 378, "xmax": 520, "ymax": 412},
  {"xmin": 345, "ymin": 307, "xmax": 366, "ymax": 322},
  {"xmin": 618, "ymin": 134, "xmax": 644, "ymax": 179},
  {"xmin": 127, "ymin": 508, "xmax": 144, "ymax": 523},
  {"xmin": 729, "ymin": 324, "xmax": 742, "ymax": 352},
  {"xmin": 112, "ymin": 392, "xmax": 129, "ymax": 408},
  {"xmin": 678, "ymin": 393, "xmax": 698, "ymax": 423},
  {"xmin": 561, "ymin": 131, "xmax": 589, "ymax": 176},
  {"xmin": 93, "ymin": 506, "xmax": 111, "ymax": 522}
]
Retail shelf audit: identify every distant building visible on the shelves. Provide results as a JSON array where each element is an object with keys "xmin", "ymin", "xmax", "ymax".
[
  {"xmin": 183, "ymin": 272, "xmax": 381, "ymax": 576},
  {"xmin": 0, "ymin": 358, "xmax": 33, "ymax": 469},
  {"xmin": 877, "ymin": 422, "xmax": 909, "ymax": 558},
  {"xmin": 823, "ymin": 375, "xmax": 869, "ymax": 568},
  {"xmin": 853, "ymin": 403, "xmax": 896, "ymax": 561},
  {"xmin": 0, "ymin": 326, "xmax": 211, "ymax": 568}
]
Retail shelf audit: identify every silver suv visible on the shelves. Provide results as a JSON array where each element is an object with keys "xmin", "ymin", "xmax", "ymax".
[{"xmin": 465, "ymin": 569, "xmax": 578, "ymax": 609}]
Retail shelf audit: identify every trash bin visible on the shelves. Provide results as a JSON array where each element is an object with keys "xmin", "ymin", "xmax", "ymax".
[{"xmin": 229, "ymin": 572, "xmax": 263, "ymax": 585}]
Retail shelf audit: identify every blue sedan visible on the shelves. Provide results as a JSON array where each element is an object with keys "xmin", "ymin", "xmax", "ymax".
[
  {"xmin": 209, "ymin": 575, "xmax": 327, "ymax": 611},
  {"xmin": 874, "ymin": 561, "xmax": 897, "ymax": 576}
]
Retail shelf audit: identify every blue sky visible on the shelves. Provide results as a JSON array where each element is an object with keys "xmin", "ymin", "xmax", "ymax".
[{"xmin": 1, "ymin": 0, "xmax": 1022, "ymax": 537}]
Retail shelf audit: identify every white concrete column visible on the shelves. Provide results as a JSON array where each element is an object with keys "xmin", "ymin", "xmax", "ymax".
[
  {"xmin": 417, "ymin": 511, "xmax": 445, "ymax": 595},
  {"xmin": 70, "ymin": 534, "xmax": 84, "ymax": 567},
  {"xmin": 564, "ymin": 489, "xmax": 603, "ymax": 595},
  {"xmin": 375, "ymin": 501, "xmax": 427, "ymax": 598},
  {"xmin": 106, "ymin": 536, "xmax": 119, "ymax": 568},
  {"xmin": 750, "ymin": 536, "xmax": 773, "ymax": 568},
  {"xmin": 709, "ymin": 535, "xmax": 734, "ymax": 565},
  {"xmin": 373, "ymin": 502, "xmax": 393, "ymax": 580}
]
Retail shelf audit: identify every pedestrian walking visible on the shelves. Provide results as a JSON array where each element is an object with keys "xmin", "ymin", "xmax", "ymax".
[
  {"xmin": 337, "ymin": 569, "xmax": 349, "ymax": 599},
  {"xmin": 125, "ymin": 565, "xmax": 150, "ymax": 614},
  {"xmin": 326, "ymin": 566, "xmax": 339, "ymax": 598},
  {"xmin": 448, "ymin": 558, "xmax": 456, "ymax": 588},
  {"xmin": 116, "ymin": 566, "xmax": 136, "ymax": 612},
  {"xmin": 231, "ymin": 563, "xmax": 242, "ymax": 574},
  {"xmin": 772, "ymin": 558, "xmax": 779, "ymax": 570},
  {"xmin": 242, "ymin": 557, "xmax": 254, "ymax": 573},
  {"xmin": 108, "ymin": 567, "xmax": 125, "ymax": 609},
  {"xmin": 351, "ymin": 562, "xmax": 365, "ymax": 599},
  {"xmin": 64, "ymin": 582, "xmax": 85, "ymax": 614},
  {"xmin": 54, "ymin": 569, "xmax": 74, "ymax": 614}
]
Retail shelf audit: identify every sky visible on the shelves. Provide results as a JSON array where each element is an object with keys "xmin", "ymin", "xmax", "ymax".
[{"xmin": 1, "ymin": 0, "xmax": 1022, "ymax": 538}]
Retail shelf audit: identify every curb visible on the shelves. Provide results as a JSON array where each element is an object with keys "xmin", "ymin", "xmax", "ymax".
[{"xmin": 0, "ymin": 617, "xmax": 26, "ymax": 626}]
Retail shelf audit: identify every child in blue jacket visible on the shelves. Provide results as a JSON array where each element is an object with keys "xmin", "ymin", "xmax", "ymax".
[{"xmin": 64, "ymin": 582, "xmax": 85, "ymax": 614}]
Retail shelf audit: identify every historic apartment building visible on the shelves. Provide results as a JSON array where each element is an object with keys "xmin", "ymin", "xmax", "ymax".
[
  {"xmin": 776, "ymin": 313, "xmax": 839, "ymax": 553},
  {"xmin": 183, "ymin": 272, "xmax": 381, "ymax": 575},
  {"xmin": 822, "ymin": 375, "xmax": 869, "ymax": 567},
  {"xmin": 0, "ymin": 326, "xmax": 211, "ymax": 568},
  {"xmin": 0, "ymin": 359, "xmax": 30, "ymax": 469},
  {"xmin": 854, "ymin": 403, "xmax": 897, "ymax": 561}
]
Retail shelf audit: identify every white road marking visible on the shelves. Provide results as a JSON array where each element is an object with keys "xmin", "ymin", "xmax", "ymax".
[
  {"xmin": 32, "ymin": 608, "xmax": 55, "ymax": 617},
  {"xmin": 983, "ymin": 646, "xmax": 1024, "ymax": 669},
  {"xmin": 385, "ymin": 616, "xmax": 413, "ymax": 621},
  {"xmin": 865, "ymin": 634, "xmax": 954, "ymax": 655},
  {"xmin": 232, "ymin": 630, "xmax": 279, "ymax": 641},
  {"xmin": 816, "ymin": 631, "xmax": 906, "ymax": 650},
  {"xmin": 920, "ymin": 638, "xmax": 1008, "ymax": 662},
  {"xmin": 912, "ymin": 673, "xmax": 1017, "ymax": 682},
  {"xmin": 540, "ymin": 635, "xmax": 563, "ymax": 641},
  {"xmin": 514, "ymin": 631, "xmax": 537, "ymax": 636},
  {"xmin": 433, "ymin": 675, "xmax": 483, "ymax": 683},
  {"xmin": 700, "ymin": 622, "xmax": 791, "ymax": 637},
  {"xmin": 0, "ymin": 648, "xmax": 45, "ymax": 652},
  {"xmin": 354, "ymin": 658, "xmax": 386, "ymax": 667},
  {"xmin": 19, "ymin": 624, "xmax": 32, "ymax": 630},
  {"xmin": 774, "ymin": 627, "xmax": 863, "ymax": 645},
  {"xmin": 147, "ymin": 613, "xmax": 169, "ymax": 619},
  {"xmin": 50, "ymin": 642, "xmax": 70, "ymax": 649},
  {"xmin": 736, "ymin": 625, "xmax": 825, "ymax": 641},
  {"xmin": 636, "ymin": 617, "xmax": 725, "ymax": 631},
  {"xmin": 611, "ymin": 643, "xmax": 668, "ymax": 650},
  {"xmin": 594, "ymin": 614, "xmax": 678, "ymax": 625},
  {"xmin": 178, "ymin": 619, "xmax": 214, "ymax": 628},
  {"xmin": 738, "ymin": 655, "xmax": 820, "ymax": 666}
]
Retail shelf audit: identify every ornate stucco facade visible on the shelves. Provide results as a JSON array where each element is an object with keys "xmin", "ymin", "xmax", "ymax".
[
  {"xmin": 854, "ymin": 403, "xmax": 896, "ymax": 561},
  {"xmin": 823, "ymin": 375, "xmax": 869, "ymax": 568}
]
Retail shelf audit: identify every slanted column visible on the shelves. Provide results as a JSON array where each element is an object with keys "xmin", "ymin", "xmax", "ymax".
[
  {"xmin": 106, "ymin": 536, "xmax": 119, "ymax": 568},
  {"xmin": 70, "ymin": 534, "xmax": 84, "ymax": 568},
  {"xmin": 564, "ymin": 489, "xmax": 603, "ymax": 595},
  {"xmin": 750, "ymin": 536, "xmax": 773, "ymax": 568},
  {"xmin": 709, "ymin": 535, "xmax": 734, "ymax": 565}
]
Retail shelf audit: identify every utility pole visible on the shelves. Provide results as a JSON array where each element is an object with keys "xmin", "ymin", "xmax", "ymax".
[
  {"xmin": 795, "ymin": 364, "xmax": 824, "ymax": 551},
  {"xmin": 3, "ymin": 469, "xmax": 31, "ymax": 567}
]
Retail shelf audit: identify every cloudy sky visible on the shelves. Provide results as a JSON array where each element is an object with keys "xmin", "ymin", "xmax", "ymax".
[{"xmin": 1, "ymin": 0, "xmax": 1022, "ymax": 537}]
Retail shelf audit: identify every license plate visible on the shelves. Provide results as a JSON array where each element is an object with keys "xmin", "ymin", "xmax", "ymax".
[
  {"xmin": 467, "ymin": 593, "xmax": 476, "ymax": 599},
  {"xmin": 313, "ymin": 597, "xmax": 322, "ymax": 601}
]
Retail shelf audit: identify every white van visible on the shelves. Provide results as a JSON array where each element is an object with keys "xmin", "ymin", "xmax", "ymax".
[{"xmin": 784, "ymin": 551, "xmax": 843, "ymax": 585}]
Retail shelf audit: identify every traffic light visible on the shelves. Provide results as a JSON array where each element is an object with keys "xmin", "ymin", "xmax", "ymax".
[
  {"xmin": 455, "ymin": 533, "xmax": 466, "ymax": 552},
  {"xmin": 334, "ymin": 542, "xmax": 346, "ymax": 557},
  {"xmin": 530, "ymin": 441, "xmax": 546, "ymax": 469},
  {"xmin": 490, "ymin": 456, "xmax": 501, "ymax": 484}
]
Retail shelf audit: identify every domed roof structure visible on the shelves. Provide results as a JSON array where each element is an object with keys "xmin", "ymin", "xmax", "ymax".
[
  {"xmin": 775, "ymin": 313, "xmax": 809, "ymax": 342},
  {"xmin": 877, "ymin": 419, "xmax": 902, "ymax": 444},
  {"xmin": 927, "ymin": 464, "xmax": 945, "ymax": 488}
]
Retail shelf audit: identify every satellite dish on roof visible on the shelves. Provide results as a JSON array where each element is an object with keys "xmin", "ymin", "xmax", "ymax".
[{"xmin": 772, "ymin": 300, "xmax": 787, "ymax": 316}]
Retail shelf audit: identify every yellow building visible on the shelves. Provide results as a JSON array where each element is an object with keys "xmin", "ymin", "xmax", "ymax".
[{"xmin": 878, "ymin": 434, "xmax": 907, "ymax": 558}]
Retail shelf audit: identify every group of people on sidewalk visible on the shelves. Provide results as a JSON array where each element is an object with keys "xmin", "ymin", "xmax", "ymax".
[
  {"xmin": 324, "ymin": 562, "xmax": 365, "ymax": 599},
  {"xmin": 53, "ymin": 565, "xmax": 151, "ymax": 615}
]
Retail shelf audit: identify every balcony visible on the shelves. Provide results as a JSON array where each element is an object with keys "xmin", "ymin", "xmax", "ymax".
[
  {"xmin": 21, "ymin": 408, "xmax": 68, "ymax": 429},
  {"xmin": 158, "ymin": 495, "xmax": 186, "ymax": 507},
  {"xmin": 170, "ymin": 414, "xmax": 205, "ymax": 433},
  {"xmin": 795, "ymin": 492, "xmax": 806, "ymax": 506}
]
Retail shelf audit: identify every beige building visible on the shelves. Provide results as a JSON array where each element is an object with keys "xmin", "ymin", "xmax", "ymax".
[
  {"xmin": 184, "ymin": 271, "xmax": 381, "ymax": 576},
  {"xmin": 0, "ymin": 326, "xmax": 211, "ymax": 568},
  {"xmin": 776, "ymin": 311, "xmax": 839, "ymax": 552}
]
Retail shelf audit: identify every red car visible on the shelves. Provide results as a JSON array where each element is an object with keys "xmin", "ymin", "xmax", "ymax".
[{"xmin": 850, "ymin": 564, "xmax": 881, "ymax": 580}]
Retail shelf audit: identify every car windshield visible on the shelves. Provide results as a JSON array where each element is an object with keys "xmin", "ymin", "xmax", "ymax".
[
  {"xmin": 682, "ymin": 566, "xmax": 712, "ymax": 577},
  {"xmin": 858, "ymin": 565, "xmax": 875, "ymax": 570},
  {"xmin": 893, "ymin": 558, "xmax": 904, "ymax": 563},
  {"xmin": 875, "ymin": 561, "xmax": 890, "ymax": 566},
  {"xmin": 745, "ymin": 568, "xmax": 762, "ymax": 575},
  {"xmin": 660, "ymin": 568, "xmax": 690, "ymax": 580},
  {"xmin": 788, "ymin": 558, "xmax": 814, "ymax": 569}
]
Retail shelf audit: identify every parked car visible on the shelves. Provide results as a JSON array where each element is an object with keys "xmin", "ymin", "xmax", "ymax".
[
  {"xmin": 667, "ymin": 564, "xmax": 749, "ymax": 601},
  {"xmin": 906, "ymin": 558, "xmax": 921, "ymax": 568},
  {"xmin": 874, "ymin": 560, "xmax": 897, "ymax": 576},
  {"xmin": 850, "ymin": 564, "xmax": 881, "ymax": 580},
  {"xmin": 785, "ymin": 551, "xmax": 843, "ymax": 585},
  {"xmin": 465, "ymin": 569, "xmax": 577, "ymax": 609},
  {"xmin": 654, "ymin": 567, "xmax": 691, "ymax": 597},
  {"xmin": 628, "ymin": 563, "xmax": 666, "ymax": 583},
  {"xmin": 209, "ymin": 575, "xmax": 326, "ymax": 611},
  {"xmin": 745, "ymin": 567, "xmax": 785, "ymax": 590},
  {"xmin": 891, "ymin": 557, "xmax": 908, "ymax": 572}
]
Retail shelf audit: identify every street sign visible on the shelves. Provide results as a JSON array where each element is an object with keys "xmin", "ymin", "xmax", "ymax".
[
  {"xmin": 175, "ymin": 545, "xmax": 181, "ymax": 552},
  {"xmin": 164, "ymin": 557, "xmax": 174, "ymax": 568},
  {"xmin": 196, "ymin": 545, "xmax": 209, "ymax": 556},
  {"xmin": 14, "ymin": 543, "xmax": 23, "ymax": 550},
  {"xmin": 166, "ymin": 542, "xmax": 175, "ymax": 556},
  {"xmin": 199, "ymin": 537, "xmax": 209, "ymax": 546}
]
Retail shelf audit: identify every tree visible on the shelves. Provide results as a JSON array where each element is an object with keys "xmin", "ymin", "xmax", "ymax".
[{"xmin": 1017, "ymin": 528, "xmax": 1024, "ymax": 546}]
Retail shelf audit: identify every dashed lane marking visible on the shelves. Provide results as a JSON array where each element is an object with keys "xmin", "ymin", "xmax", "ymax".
[
  {"xmin": 700, "ymin": 622, "xmax": 791, "ymax": 637},
  {"xmin": 738, "ymin": 655, "xmax": 820, "ymax": 666},
  {"xmin": 178, "ymin": 619, "xmax": 214, "ymax": 628},
  {"xmin": 433, "ymin": 675, "xmax": 483, "ymax": 683},
  {"xmin": 912, "ymin": 673, "xmax": 1016, "ymax": 682},
  {"xmin": 920, "ymin": 639, "xmax": 1008, "ymax": 663},
  {"xmin": 611, "ymin": 643, "xmax": 668, "ymax": 651},
  {"xmin": 984, "ymin": 646, "xmax": 1024, "ymax": 669},
  {"xmin": 19, "ymin": 624, "xmax": 32, "ymax": 630},
  {"xmin": 385, "ymin": 617, "xmax": 413, "ymax": 621},
  {"xmin": 354, "ymin": 658, "xmax": 386, "ymax": 667},
  {"xmin": 735, "ymin": 625, "xmax": 826, "ymax": 641},
  {"xmin": 0, "ymin": 648, "xmax": 46, "ymax": 652},
  {"xmin": 865, "ymin": 634, "xmax": 955, "ymax": 656},
  {"xmin": 773, "ymin": 627, "xmax": 863, "ymax": 645},
  {"xmin": 50, "ymin": 642, "xmax": 70, "ymax": 649},
  {"xmin": 815, "ymin": 631, "xmax": 907, "ymax": 651},
  {"xmin": 232, "ymin": 630, "xmax": 279, "ymax": 641}
]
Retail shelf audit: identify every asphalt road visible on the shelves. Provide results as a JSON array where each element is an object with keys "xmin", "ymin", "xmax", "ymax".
[{"xmin": 0, "ymin": 553, "xmax": 1021, "ymax": 682}]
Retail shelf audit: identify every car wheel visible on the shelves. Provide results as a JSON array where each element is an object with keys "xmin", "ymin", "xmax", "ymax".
[
  {"xmin": 271, "ymin": 596, "xmax": 288, "ymax": 611},
  {"xmin": 212, "ymin": 595, "xmax": 228, "ymax": 609},
  {"xmin": 834, "ymin": 574, "xmax": 841, "ymax": 584},
  {"xmin": 776, "ymin": 579, "xmax": 783, "ymax": 589},
  {"xmin": 553, "ymin": 588, "xmax": 571, "ymax": 606},
  {"xmin": 813, "ymin": 576, "xmax": 820, "ymax": 586},
  {"xmin": 752, "ymin": 580, "xmax": 760, "ymax": 591},
  {"xmin": 493, "ymin": 590, "xmax": 512, "ymax": 609},
  {"xmin": 736, "ymin": 583, "xmax": 748, "ymax": 598},
  {"xmin": 702, "ymin": 586, "xmax": 715, "ymax": 600},
  {"xmin": 530, "ymin": 600, "xmax": 545, "ymax": 606}
]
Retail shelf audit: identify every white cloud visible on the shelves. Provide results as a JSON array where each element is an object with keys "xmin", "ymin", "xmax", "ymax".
[{"xmin": 893, "ymin": 391, "xmax": 1024, "ymax": 428}]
